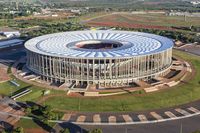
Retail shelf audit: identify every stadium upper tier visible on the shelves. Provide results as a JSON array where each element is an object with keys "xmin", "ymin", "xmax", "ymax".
[{"xmin": 25, "ymin": 30, "xmax": 173, "ymax": 59}]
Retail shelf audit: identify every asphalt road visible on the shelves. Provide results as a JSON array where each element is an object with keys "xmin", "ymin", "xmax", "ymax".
[
  {"xmin": 178, "ymin": 44, "xmax": 200, "ymax": 56},
  {"xmin": 0, "ymin": 46, "xmax": 26, "ymax": 65},
  {"xmin": 80, "ymin": 115, "xmax": 200, "ymax": 133}
]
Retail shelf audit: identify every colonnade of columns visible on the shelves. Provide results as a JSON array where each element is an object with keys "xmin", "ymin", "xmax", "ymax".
[{"xmin": 26, "ymin": 48, "xmax": 172, "ymax": 87}]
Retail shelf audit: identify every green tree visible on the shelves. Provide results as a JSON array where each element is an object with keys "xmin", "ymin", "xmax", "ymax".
[
  {"xmin": 89, "ymin": 128, "xmax": 103, "ymax": 133},
  {"xmin": 25, "ymin": 107, "xmax": 32, "ymax": 114},
  {"xmin": 41, "ymin": 117, "xmax": 49, "ymax": 125},
  {"xmin": 31, "ymin": 104, "xmax": 39, "ymax": 111},
  {"xmin": 13, "ymin": 127, "xmax": 24, "ymax": 133},
  {"xmin": 1, "ymin": 130, "xmax": 7, "ymax": 133}
]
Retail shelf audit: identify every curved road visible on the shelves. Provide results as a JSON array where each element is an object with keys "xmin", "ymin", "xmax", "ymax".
[
  {"xmin": 2, "ymin": 108, "xmax": 200, "ymax": 133},
  {"xmin": 81, "ymin": 115, "xmax": 200, "ymax": 133}
]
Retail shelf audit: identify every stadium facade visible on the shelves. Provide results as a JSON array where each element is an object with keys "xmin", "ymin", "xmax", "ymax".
[{"xmin": 25, "ymin": 30, "xmax": 173, "ymax": 88}]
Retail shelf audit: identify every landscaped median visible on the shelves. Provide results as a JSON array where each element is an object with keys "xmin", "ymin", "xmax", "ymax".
[{"xmin": 39, "ymin": 50, "xmax": 200, "ymax": 112}]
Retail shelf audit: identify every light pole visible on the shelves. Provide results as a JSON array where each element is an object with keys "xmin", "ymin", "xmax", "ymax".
[
  {"xmin": 180, "ymin": 122, "xmax": 183, "ymax": 133},
  {"xmin": 78, "ymin": 98, "xmax": 80, "ymax": 111},
  {"xmin": 125, "ymin": 128, "xmax": 127, "ymax": 133}
]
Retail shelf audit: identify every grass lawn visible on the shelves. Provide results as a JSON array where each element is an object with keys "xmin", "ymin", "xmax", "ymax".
[
  {"xmin": 0, "ymin": 77, "xmax": 64, "ymax": 102},
  {"xmin": 42, "ymin": 50, "xmax": 200, "ymax": 112},
  {"xmin": 17, "ymin": 118, "xmax": 57, "ymax": 131},
  {"xmin": 0, "ymin": 81, "xmax": 19, "ymax": 96},
  {"xmin": 17, "ymin": 118, "xmax": 41, "ymax": 129}
]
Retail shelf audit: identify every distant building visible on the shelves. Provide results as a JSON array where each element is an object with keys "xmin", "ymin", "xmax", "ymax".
[
  {"xmin": 167, "ymin": 11, "xmax": 200, "ymax": 17},
  {"xmin": 33, "ymin": 12, "xmax": 41, "ymax": 16},
  {"xmin": 0, "ymin": 27, "xmax": 21, "ymax": 38},
  {"xmin": 51, "ymin": 14, "xmax": 58, "ymax": 17},
  {"xmin": 168, "ymin": 11, "xmax": 190, "ymax": 16},
  {"xmin": 131, "ymin": 11, "xmax": 165, "ymax": 15},
  {"xmin": 191, "ymin": 1, "xmax": 200, "ymax": 5},
  {"xmin": 70, "ymin": 9, "xmax": 81, "ymax": 14},
  {"xmin": 2, "ymin": 31, "xmax": 21, "ymax": 38}
]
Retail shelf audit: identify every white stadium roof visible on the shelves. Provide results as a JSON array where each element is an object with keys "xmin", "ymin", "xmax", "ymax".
[{"xmin": 25, "ymin": 30, "xmax": 174, "ymax": 59}]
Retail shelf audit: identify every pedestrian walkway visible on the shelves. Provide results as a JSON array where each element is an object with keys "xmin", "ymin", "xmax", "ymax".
[
  {"xmin": 76, "ymin": 115, "xmax": 86, "ymax": 123},
  {"xmin": 2, "ymin": 99, "xmax": 200, "ymax": 126},
  {"xmin": 188, "ymin": 107, "xmax": 200, "ymax": 113},
  {"xmin": 138, "ymin": 115, "xmax": 147, "ymax": 122},
  {"xmin": 175, "ymin": 108, "xmax": 190, "ymax": 116},
  {"xmin": 108, "ymin": 116, "xmax": 116, "ymax": 123},
  {"xmin": 122, "ymin": 115, "xmax": 133, "ymax": 123},
  {"xmin": 164, "ymin": 111, "xmax": 176, "ymax": 118},
  {"xmin": 0, "ymin": 97, "xmax": 25, "ymax": 129},
  {"xmin": 93, "ymin": 114, "xmax": 101, "ymax": 123},
  {"xmin": 57, "ymin": 105, "xmax": 200, "ymax": 125},
  {"xmin": 150, "ymin": 112, "xmax": 163, "ymax": 120}
]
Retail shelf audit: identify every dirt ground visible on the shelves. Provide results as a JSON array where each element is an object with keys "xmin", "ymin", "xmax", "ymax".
[
  {"xmin": 0, "ymin": 63, "xmax": 10, "ymax": 82},
  {"xmin": 24, "ymin": 128, "xmax": 48, "ymax": 133}
]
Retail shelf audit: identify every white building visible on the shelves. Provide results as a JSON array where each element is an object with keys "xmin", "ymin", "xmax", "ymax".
[
  {"xmin": 0, "ymin": 27, "xmax": 21, "ymax": 38},
  {"xmin": 25, "ymin": 30, "xmax": 173, "ymax": 89},
  {"xmin": 191, "ymin": 1, "xmax": 200, "ymax": 5},
  {"xmin": 1, "ymin": 31, "xmax": 21, "ymax": 38}
]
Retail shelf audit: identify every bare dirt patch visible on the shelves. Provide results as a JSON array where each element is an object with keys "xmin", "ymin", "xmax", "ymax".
[
  {"xmin": 24, "ymin": 128, "xmax": 48, "ymax": 133},
  {"xmin": 85, "ymin": 13, "xmax": 200, "ymax": 29},
  {"xmin": 0, "ymin": 64, "xmax": 10, "ymax": 82}
]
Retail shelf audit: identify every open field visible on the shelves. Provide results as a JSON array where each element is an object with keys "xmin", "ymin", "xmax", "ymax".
[
  {"xmin": 39, "ymin": 0, "xmax": 200, "ymax": 12},
  {"xmin": 84, "ymin": 12, "xmax": 200, "ymax": 30},
  {"xmin": 40, "ymin": 50, "xmax": 200, "ymax": 112}
]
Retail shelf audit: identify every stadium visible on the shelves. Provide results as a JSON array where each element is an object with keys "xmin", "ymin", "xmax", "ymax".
[{"xmin": 25, "ymin": 30, "xmax": 173, "ymax": 89}]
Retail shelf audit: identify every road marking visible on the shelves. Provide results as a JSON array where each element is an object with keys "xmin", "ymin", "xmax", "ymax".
[
  {"xmin": 93, "ymin": 114, "xmax": 101, "ymax": 123},
  {"xmin": 61, "ymin": 114, "xmax": 71, "ymax": 121},
  {"xmin": 76, "ymin": 115, "xmax": 86, "ymax": 123},
  {"xmin": 138, "ymin": 115, "xmax": 147, "ymax": 122},
  {"xmin": 122, "ymin": 115, "xmax": 133, "ymax": 123},
  {"xmin": 187, "ymin": 107, "xmax": 200, "ymax": 113},
  {"xmin": 1, "ymin": 109, "xmax": 200, "ymax": 126},
  {"xmin": 164, "ymin": 111, "xmax": 176, "ymax": 118},
  {"xmin": 150, "ymin": 112, "xmax": 163, "ymax": 120},
  {"xmin": 108, "ymin": 116, "xmax": 116, "ymax": 123},
  {"xmin": 175, "ymin": 108, "xmax": 190, "ymax": 116}
]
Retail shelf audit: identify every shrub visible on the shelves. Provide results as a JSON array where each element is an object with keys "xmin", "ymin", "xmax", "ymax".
[
  {"xmin": 13, "ymin": 127, "xmax": 24, "ymax": 133},
  {"xmin": 60, "ymin": 128, "xmax": 70, "ymax": 133},
  {"xmin": 31, "ymin": 104, "xmax": 39, "ymax": 111},
  {"xmin": 192, "ymin": 131, "xmax": 200, "ymax": 133},
  {"xmin": 25, "ymin": 107, "xmax": 32, "ymax": 114}
]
